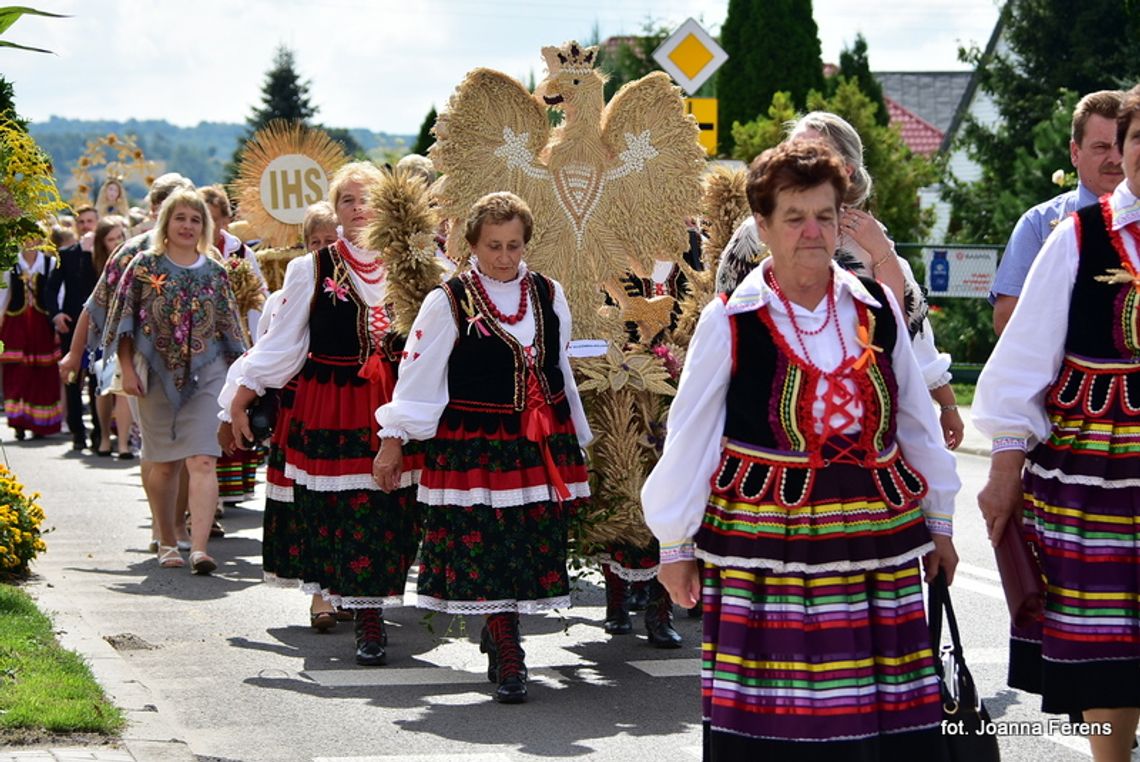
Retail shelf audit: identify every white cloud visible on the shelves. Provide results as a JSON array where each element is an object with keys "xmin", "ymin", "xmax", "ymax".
[{"xmin": 2, "ymin": 0, "xmax": 1000, "ymax": 132}]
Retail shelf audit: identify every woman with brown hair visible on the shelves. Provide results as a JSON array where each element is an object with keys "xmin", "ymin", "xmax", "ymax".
[
  {"xmin": 644, "ymin": 141, "xmax": 959, "ymax": 758},
  {"xmin": 89, "ymin": 216, "xmax": 136, "ymax": 458},
  {"xmin": 374, "ymin": 191, "xmax": 591, "ymax": 704},
  {"xmin": 0, "ymin": 239, "xmax": 62, "ymax": 439}
]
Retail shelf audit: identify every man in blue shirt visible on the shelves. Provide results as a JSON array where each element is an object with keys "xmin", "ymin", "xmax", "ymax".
[{"xmin": 991, "ymin": 90, "xmax": 1124, "ymax": 334}]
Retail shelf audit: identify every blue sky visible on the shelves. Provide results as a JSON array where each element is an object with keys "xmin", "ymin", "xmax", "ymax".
[{"xmin": 3, "ymin": 0, "xmax": 1002, "ymax": 133}]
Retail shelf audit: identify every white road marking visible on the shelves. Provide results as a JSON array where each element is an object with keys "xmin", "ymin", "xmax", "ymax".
[
  {"xmin": 949, "ymin": 573, "xmax": 1005, "ymax": 602},
  {"xmin": 956, "ymin": 561, "xmax": 1003, "ymax": 583}
]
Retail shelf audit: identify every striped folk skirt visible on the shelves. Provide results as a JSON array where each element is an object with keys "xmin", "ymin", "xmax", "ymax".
[
  {"xmin": 1012, "ymin": 360, "xmax": 1140, "ymax": 713},
  {"xmin": 695, "ymin": 441, "xmax": 941, "ymax": 758},
  {"xmin": 0, "ymin": 307, "xmax": 61, "ymax": 436}
]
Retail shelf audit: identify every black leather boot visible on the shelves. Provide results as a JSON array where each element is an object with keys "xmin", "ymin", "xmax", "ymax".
[
  {"xmin": 354, "ymin": 608, "xmax": 387, "ymax": 666},
  {"xmin": 602, "ymin": 566, "xmax": 632, "ymax": 635},
  {"xmin": 481, "ymin": 613, "xmax": 527, "ymax": 704},
  {"xmin": 645, "ymin": 579, "xmax": 683, "ymax": 648},
  {"xmin": 628, "ymin": 580, "xmax": 649, "ymax": 612}
]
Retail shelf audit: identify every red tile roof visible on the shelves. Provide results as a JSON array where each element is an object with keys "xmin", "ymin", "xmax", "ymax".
[{"xmin": 885, "ymin": 96, "xmax": 944, "ymax": 156}]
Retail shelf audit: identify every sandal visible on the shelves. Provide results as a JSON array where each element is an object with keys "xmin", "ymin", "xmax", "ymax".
[
  {"xmin": 148, "ymin": 539, "xmax": 159, "ymax": 554},
  {"xmin": 157, "ymin": 545, "xmax": 185, "ymax": 568},
  {"xmin": 189, "ymin": 551, "xmax": 217, "ymax": 575},
  {"xmin": 310, "ymin": 609, "xmax": 337, "ymax": 632}
]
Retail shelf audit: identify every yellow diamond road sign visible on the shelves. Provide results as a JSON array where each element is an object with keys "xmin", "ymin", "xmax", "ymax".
[{"xmin": 653, "ymin": 18, "xmax": 727, "ymax": 95}]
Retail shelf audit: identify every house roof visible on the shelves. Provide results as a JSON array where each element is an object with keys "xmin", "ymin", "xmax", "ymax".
[
  {"xmin": 884, "ymin": 97, "xmax": 944, "ymax": 156},
  {"xmin": 940, "ymin": 7, "xmax": 1008, "ymax": 152},
  {"xmin": 873, "ymin": 71, "xmax": 973, "ymax": 135}
]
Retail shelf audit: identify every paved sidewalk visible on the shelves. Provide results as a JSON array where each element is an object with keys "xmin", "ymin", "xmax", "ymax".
[
  {"xmin": 2, "ymin": 749, "xmax": 134, "ymax": 761},
  {"xmin": 957, "ymin": 404, "xmax": 991, "ymax": 458}
]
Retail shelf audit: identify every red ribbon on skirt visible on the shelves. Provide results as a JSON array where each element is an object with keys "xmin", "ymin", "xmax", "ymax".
[
  {"xmin": 358, "ymin": 353, "xmax": 397, "ymax": 447},
  {"xmin": 520, "ymin": 370, "xmax": 571, "ymax": 503}
]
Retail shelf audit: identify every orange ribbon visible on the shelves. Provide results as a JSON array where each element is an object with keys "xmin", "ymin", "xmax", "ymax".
[{"xmin": 852, "ymin": 324, "xmax": 883, "ymax": 371}]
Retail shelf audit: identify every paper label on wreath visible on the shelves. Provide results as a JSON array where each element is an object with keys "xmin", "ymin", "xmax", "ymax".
[
  {"xmin": 259, "ymin": 154, "xmax": 329, "ymax": 225},
  {"xmin": 568, "ymin": 339, "xmax": 609, "ymax": 357}
]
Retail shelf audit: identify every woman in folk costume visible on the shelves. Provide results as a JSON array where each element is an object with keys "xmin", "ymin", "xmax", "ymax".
[
  {"xmin": 974, "ymin": 85, "xmax": 1140, "ymax": 762},
  {"xmin": 103, "ymin": 189, "xmax": 247, "ymax": 574},
  {"xmin": 643, "ymin": 142, "xmax": 959, "ymax": 760},
  {"xmin": 217, "ymin": 202, "xmax": 347, "ymax": 631},
  {"xmin": 225, "ymin": 162, "xmax": 420, "ymax": 666},
  {"xmin": 374, "ymin": 192, "xmax": 591, "ymax": 704},
  {"xmin": 715, "ymin": 112, "xmax": 965, "ymax": 450},
  {"xmin": 0, "ymin": 240, "xmax": 63, "ymax": 438}
]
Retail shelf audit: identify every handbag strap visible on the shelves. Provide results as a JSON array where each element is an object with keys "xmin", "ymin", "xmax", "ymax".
[
  {"xmin": 929, "ymin": 569, "xmax": 984, "ymax": 711},
  {"xmin": 927, "ymin": 568, "xmax": 964, "ymax": 658}
]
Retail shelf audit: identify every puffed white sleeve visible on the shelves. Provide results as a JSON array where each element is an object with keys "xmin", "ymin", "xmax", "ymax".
[
  {"xmin": 642, "ymin": 297, "xmax": 731, "ymax": 563},
  {"xmin": 216, "ymin": 354, "xmax": 246, "ymax": 423},
  {"xmin": 882, "ymin": 286, "xmax": 961, "ymax": 536},
  {"xmin": 910, "ymin": 317, "xmax": 952, "ymax": 390},
  {"xmin": 375, "ymin": 288, "xmax": 457, "ymax": 442},
  {"xmin": 973, "ymin": 218, "xmax": 1078, "ymax": 450},
  {"xmin": 552, "ymin": 280, "xmax": 593, "ymax": 447},
  {"xmin": 235, "ymin": 254, "xmax": 314, "ymax": 395}
]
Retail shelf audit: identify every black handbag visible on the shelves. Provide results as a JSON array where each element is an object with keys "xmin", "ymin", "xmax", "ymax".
[
  {"xmin": 243, "ymin": 389, "xmax": 280, "ymax": 448},
  {"xmin": 928, "ymin": 570, "xmax": 1001, "ymax": 761}
]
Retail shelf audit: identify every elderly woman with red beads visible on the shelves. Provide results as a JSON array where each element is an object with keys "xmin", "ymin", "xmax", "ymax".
[
  {"xmin": 373, "ymin": 191, "xmax": 591, "ymax": 705},
  {"xmin": 642, "ymin": 141, "xmax": 959, "ymax": 759}
]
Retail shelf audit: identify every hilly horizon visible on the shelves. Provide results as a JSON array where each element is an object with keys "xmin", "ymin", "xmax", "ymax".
[{"xmin": 29, "ymin": 116, "xmax": 417, "ymax": 205}]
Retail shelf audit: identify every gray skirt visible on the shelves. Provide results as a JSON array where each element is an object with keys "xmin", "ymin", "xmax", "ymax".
[{"xmin": 136, "ymin": 357, "xmax": 226, "ymax": 462}]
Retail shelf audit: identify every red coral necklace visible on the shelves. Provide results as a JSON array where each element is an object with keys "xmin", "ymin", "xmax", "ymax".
[
  {"xmin": 337, "ymin": 240, "xmax": 384, "ymax": 284},
  {"xmin": 765, "ymin": 268, "xmax": 846, "ymax": 369},
  {"xmin": 471, "ymin": 270, "xmax": 529, "ymax": 325}
]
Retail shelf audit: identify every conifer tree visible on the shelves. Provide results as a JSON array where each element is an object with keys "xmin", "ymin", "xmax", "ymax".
[
  {"xmin": 412, "ymin": 107, "xmax": 436, "ymax": 156},
  {"xmin": 248, "ymin": 45, "xmax": 318, "ymax": 131},
  {"xmin": 717, "ymin": 0, "xmax": 824, "ymax": 154}
]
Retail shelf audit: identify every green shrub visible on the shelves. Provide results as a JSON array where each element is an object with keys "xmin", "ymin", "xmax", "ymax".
[{"xmin": 0, "ymin": 464, "xmax": 47, "ymax": 578}]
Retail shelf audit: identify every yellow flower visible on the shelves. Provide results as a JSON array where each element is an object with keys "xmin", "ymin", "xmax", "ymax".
[{"xmin": 106, "ymin": 134, "xmax": 118, "ymax": 145}]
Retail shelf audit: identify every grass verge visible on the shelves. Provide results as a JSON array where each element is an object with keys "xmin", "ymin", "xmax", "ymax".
[
  {"xmin": 951, "ymin": 382, "xmax": 975, "ymax": 407},
  {"xmin": 0, "ymin": 582, "xmax": 124, "ymax": 740}
]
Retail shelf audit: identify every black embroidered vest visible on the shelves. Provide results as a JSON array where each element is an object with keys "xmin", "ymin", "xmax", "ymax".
[
  {"xmin": 723, "ymin": 276, "xmax": 899, "ymax": 452},
  {"xmin": 1069, "ymin": 201, "xmax": 1138, "ymax": 359},
  {"xmin": 439, "ymin": 271, "xmax": 568, "ymax": 434},
  {"xmin": 5, "ymin": 259, "xmax": 51, "ymax": 317},
  {"xmin": 303, "ymin": 245, "xmax": 390, "ymax": 385}
]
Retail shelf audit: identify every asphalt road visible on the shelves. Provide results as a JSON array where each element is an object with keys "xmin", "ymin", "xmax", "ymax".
[{"xmin": 1, "ymin": 427, "xmax": 1131, "ymax": 761}]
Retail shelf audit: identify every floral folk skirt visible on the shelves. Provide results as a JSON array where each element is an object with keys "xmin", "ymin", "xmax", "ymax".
[
  {"xmin": 267, "ymin": 360, "xmax": 420, "ymax": 608},
  {"xmin": 413, "ymin": 406, "xmax": 588, "ymax": 615}
]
